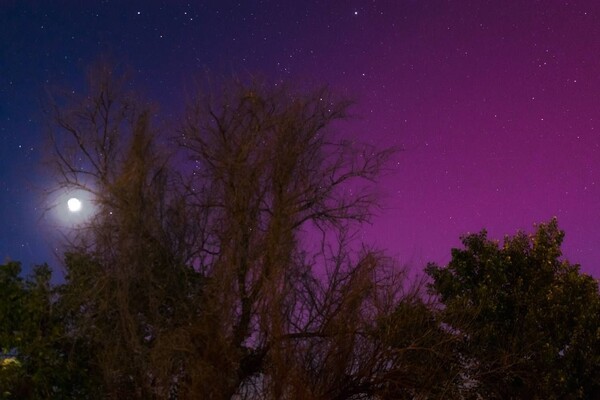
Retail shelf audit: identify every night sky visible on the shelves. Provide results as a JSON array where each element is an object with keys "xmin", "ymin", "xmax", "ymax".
[{"xmin": 2, "ymin": 1, "xmax": 600, "ymax": 278}]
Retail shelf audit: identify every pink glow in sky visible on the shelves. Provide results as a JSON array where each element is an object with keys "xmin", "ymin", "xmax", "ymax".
[{"xmin": 1, "ymin": 1, "xmax": 599, "ymax": 276}]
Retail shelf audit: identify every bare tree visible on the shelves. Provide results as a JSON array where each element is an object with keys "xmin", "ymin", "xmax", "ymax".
[
  {"xmin": 172, "ymin": 81, "xmax": 462, "ymax": 399},
  {"xmin": 46, "ymin": 61, "xmax": 204, "ymax": 398},
  {"xmin": 47, "ymin": 65, "xmax": 456, "ymax": 399}
]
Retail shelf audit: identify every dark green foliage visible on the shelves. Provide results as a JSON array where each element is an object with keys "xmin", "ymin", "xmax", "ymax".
[
  {"xmin": 427, "ymin": 219, "xmax": 600, "ymax": 399},
  {"xmin": 3, "ymin": 220, "xmax": 600, "ymax": 399},
  {"xmin": 0, "ymin": 262, "xmax": 100, "ymax": 399}
]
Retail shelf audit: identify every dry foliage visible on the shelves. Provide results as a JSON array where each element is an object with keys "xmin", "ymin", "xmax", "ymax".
[{"xmin": 47, "ymin": 63, "xmax": 457, "ymax": 399}]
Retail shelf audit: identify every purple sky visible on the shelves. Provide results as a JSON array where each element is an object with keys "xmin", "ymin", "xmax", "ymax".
[{"xmin": 1, "ymin": 1, "xmax": 599, "ymax": 277}]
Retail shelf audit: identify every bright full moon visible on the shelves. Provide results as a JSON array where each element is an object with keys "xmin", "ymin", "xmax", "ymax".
[{"xmin": 67, "ymin": 197, "xmax": 82, "ymax": 212}]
